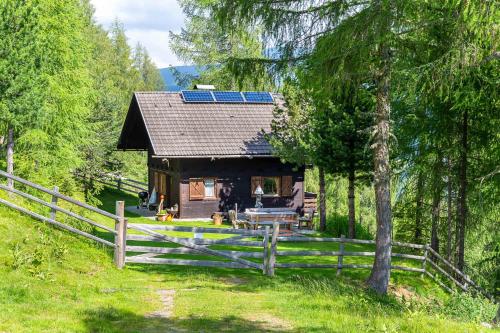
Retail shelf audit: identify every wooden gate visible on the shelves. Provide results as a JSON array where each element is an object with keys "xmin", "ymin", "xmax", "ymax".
[{"xmin": 123, "ymin": 224, "xmax": 276, "ymax": 275}]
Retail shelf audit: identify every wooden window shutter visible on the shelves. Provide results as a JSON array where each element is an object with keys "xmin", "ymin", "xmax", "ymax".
[
  {"xmin": 281, "ymin": 176, "xmax": 293, "ymax": 197},
  {"xmin": 189, "ymin": 178, "xmax": 204, "ymax": 200},
  {"xmin": 251, "ymin": 176, "xmax": 262, "ymax": 197}
]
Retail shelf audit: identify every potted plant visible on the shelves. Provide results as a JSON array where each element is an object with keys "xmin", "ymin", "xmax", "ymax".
[
  {"xmin": 156, "ymin": 210, "xmax": 167, "ymax": 222},
  {"xmin": 212, "ymin": 212, "xmax": 223, "ymax": 226}
]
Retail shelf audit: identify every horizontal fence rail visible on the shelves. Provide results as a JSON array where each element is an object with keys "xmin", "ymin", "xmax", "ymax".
[
  {"xmin": 0, "ymin": 170, "xmax": 123, "ymax": 251},
  {"xmin": 75, "ymin": 172, "xmax": 147, "ymax": 195}
]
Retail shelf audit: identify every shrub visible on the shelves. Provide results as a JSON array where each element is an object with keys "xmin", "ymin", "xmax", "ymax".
[{"xmin": 440, "ymin": 292, "xmax": 496, "ymax": 323}]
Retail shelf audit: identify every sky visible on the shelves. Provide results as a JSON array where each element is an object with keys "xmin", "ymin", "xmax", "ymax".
[{"xmin": 90, "ymin": 0, "xmax": 186, "ymax": 68}]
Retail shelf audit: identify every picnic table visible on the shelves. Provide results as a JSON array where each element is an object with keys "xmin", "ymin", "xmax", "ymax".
[{"xmin": 243, "ymin": 210, "xmax": 298, "ymax": 231}]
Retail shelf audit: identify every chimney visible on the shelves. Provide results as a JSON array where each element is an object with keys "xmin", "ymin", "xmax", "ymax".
[{"xmin": 194, "ymin": 84, "xmax": 215, "ymax": 90}]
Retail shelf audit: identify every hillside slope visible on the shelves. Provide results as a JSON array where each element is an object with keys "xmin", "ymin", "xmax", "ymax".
[{"xmin": 0, "ymin": 189, "xmax": 496, "ymax": 332}]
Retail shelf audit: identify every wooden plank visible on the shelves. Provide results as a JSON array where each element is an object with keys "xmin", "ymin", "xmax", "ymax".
[
  {"xmin": 392, "ymin": 253, "xmax": 425, "ymax": 261},
  {"xmin": 125, "ymin": 256, "xmax": 253, "ymax": 269},
  {"xmin": 425, "ymin": 270, "xmax": 453, "ymax": 293},
  {"xmin": 276, "ymin": 263, "xmax": 423, "ymax": 272},
  {"xmin": 129, "ymin": 223, "xmax": 264, "ymax": 236},
  {"xmin": 275, "ymin": 235, "xmax": 425, "ymax": 249},
  {"xmin": 126, "ymin": 234, "xmax": 261, "ymax": 246},
  {"xmin": 276, "ymin": 250, "xmax": 342, "ymax": 256},
  {"xmin": 114, "ymin": 201, "xmax": 127, "ymax": 269},
  {"xmin": 125, "ymin": 246, "xmax": 264, "ymax": 258},
  {"xmin": 50, "ymin": 186, "xmax": 58, "ymax": 221},
  {"xmin": 0, "ymin": 197, "xmax": 115, "ymax": 247},
  {"xmin": 337, "ymin": 235, "xmax": 345, "ymax": 275},
  {"xmin": 129, "ymin": 252, "xmax": 162, "ymax": 259},
  {"xmin": 263, "ymin": 226, "xmax": 270, "ymax": 274},
  {"xmin": 0, "ymin": 170, "xmax": 120, "ymax": 220},
  {"xmin": 276, "ymin": 236, "xmax": 373, "ymax": 245},
  {"xmin": 341, "ymin": 264, "xmax": 373, "ymax": 269},
  {"xmin": 427, "ymin": 259, "xmax": 467, "ymax": 291},
  {"xmin": 128, "ymin": 224, "xmax": 262, "ymax": 270},
  {"xmin": 0, "ymin": 183, "xmax": 116, "ymax": 234},
  {"xmin": 390, "ymin": 265, "xmax": 425, "ymax": 273},
  {"xmin": 121, "ymin": 177, "xmax": 148, "ymax": 186},
  {"xmin": 268, "ymin": 222, "xmax": 280, "ymax": 276},
  {"xmin": 276, "ymin": 263, "xmax": 338, "ymax": 268},
  {"xmin": 392, "ymin": 241, "xmax": 426, "ymax": 249},
  {"xmin": 421, "ymin": 245, "xmax": 429, "ymax": 277}
]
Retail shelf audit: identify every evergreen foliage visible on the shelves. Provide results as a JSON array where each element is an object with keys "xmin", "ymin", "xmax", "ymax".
[{"xmin": 0, "ymin": 1, "xmax": 163, "ymax": 193}]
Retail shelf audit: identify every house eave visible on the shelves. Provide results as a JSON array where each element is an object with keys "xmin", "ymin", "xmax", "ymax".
[{"xmin": 151, "ymin": 154, "xmax": 275, "ymax": 159}]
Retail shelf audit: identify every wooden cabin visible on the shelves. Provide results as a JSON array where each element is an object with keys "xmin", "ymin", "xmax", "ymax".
[{"xmin": 117, "ymin": 90, "xmax": 305, "ymax": 219}]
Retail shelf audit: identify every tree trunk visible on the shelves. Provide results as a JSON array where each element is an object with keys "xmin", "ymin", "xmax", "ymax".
[
  {"xmin": 348, "ymin": 168, "xmax": 356, "ymax": 238},
  {"xmin": 7, "ymin": 127, "xmax": 14, "ymax": 189},
  {"xmin": 367, "ymin": 40, "xmax": 392, "ymax": 295},
  {"xmin": 319, "ymin": 167, "xmax": 327, "ymax": 231},
  {"xmin": 430, "ymin": 155, "xmax": 443, "ymax": 253},
  {"xmin": 456, "ymin": 110, "xmax": 468, "ymax": 271},
  {"xmin": 446, "ymin": 157, "xmax": 453, "ymax": 261},
  {"xmin": 414, "ymin": 172, "xmax": 424, "ymax": 244}
]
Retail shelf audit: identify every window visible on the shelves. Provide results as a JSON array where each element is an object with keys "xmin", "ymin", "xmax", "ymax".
[
  {"xmin": 263, "ymin": 177, "xmax": 280, "ymax": 196},
  {"xmin": 251, "ymin": 176, "xmax": 281, "ymax": 197},
  {"xmin": 251, "ymin": 176, "xmax": 293, "ymax": 197},
  {"xmin": 204, "ymin": 178, "xmax": 215, "ymax": 198},
  {"xmin": 189, "ymin": 178, "xmax": 217, "ymax": 200}
]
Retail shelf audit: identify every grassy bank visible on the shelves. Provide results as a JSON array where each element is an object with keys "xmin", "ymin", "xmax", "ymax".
[{"xmin": 0, "ymin": 188, "xmax": 496, "ymax": 332}]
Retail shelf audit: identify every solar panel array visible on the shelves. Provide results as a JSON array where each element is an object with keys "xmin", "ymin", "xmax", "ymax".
[{"xmin": 181, "ymin": 90, "xmax": 273, "ymax": 104}]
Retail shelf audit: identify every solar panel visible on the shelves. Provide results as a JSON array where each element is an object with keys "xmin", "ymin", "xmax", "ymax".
[
  {"xmin": 181, "ymin": 90, "xmax": 274, "ymax": 104},
  {"xmin": 181, "ymin": 90, "xmax": 214, "ymax": 102},
  {"xmin": 243, "ymin": 92, "xmax": 274, "ymax": 103},
  {"xmin": 213, "ymin": 91, "xmax": 244, "ymax": 103}
]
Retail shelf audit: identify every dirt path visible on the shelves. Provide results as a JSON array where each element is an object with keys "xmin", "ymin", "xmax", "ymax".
[{"xmin": 146, "ymin": 289, "xmax": 176, "ymax": 319}]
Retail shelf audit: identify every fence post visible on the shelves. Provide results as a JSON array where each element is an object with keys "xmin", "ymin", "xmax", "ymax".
[
  {"xmin": 337, "ymin": 234, "xmax": 344, "ymax": 276},
  {"xmin": 50, "ymin": 186, "xmax": 59, "ymax": 221},
  {"xmin": 421, "ymin": 244, "xmax": 429, "ymax": 278},
  {"xmin": 114, "ymin": 201, "xmax": 127, "ymax": 269},
  {"xmin": 263, "ymin": 226, "xmax": 270, "ymax": 275},
  {"xmin": 117, "ymin": 178, "xmax": 122, "ymax": 191},
  {"xmin": 268, "ymin": 222, "xmax": 280, "ymax": 277}
]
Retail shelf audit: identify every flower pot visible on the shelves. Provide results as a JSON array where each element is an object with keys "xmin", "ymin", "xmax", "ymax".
[
  {"xmin": 213, "ymin": 213, "xmax": 223, "ymax": 226},
  {"xmin": 156, "ymin": 214, "xmax": 167, "ymax": 222}
]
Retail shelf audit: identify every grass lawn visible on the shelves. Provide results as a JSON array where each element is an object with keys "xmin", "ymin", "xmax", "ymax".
[{"xmin": 0, "ymin": 187, "xmax": 496, "ymax": 332}]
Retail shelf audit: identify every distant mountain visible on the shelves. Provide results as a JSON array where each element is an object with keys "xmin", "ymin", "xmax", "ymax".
[{"xmin": 159, "ymin": 66, "xmax": 199, "ymax": 91}]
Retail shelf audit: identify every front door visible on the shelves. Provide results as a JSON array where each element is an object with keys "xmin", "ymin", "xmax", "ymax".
[{"xmin": 154, "ymin": 171, "xmax": 170, "ymax": 207}]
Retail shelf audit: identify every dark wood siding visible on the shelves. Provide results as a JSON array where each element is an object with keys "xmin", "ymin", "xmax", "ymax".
[{"xmin": 149, "ymin": 157, "xmax": 304, "ymax": 219}]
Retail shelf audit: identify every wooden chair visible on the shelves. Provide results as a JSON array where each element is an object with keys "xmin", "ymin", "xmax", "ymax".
[
  {"xmin": 228, "ymin": 210, "xmax": 248, "ymax": 229},
  {"xmin": 298, "ymin": 208, "xmax": 315, "ymax": 230}
]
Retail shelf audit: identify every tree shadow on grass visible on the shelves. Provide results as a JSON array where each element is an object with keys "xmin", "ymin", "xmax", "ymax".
[{"xmin": 82, "ymin": 306, "xmax": 295, "ymax": 333}]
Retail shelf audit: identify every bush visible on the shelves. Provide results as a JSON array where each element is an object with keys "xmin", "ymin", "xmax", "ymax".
[{"xmin": 440, "ymin": 292, "xmax": 496, "ymax": 323}]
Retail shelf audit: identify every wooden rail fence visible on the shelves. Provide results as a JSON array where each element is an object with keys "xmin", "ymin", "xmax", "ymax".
[
  {"xmin": 0, "ymin": 170, "xmax": 126, "ymax": 267},
  {"xmin": 75, "ymin": 172, "xmax": 147, "ymax": 195},
  {"xmin": 0, "ymin": 171, "xmax": 491, "ymax": 299},
  {"xmin": 120, "ymin": 222, "xmax": 491, "ymax": 299},
  {"xmin": 124, "ymin": 224, "xmax": 269, "ymax": 271}
]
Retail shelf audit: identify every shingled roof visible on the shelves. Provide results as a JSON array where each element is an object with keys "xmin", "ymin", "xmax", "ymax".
[{"xmin": 117, "ymin": 91, "xmax": 283, "ymax": 158}]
